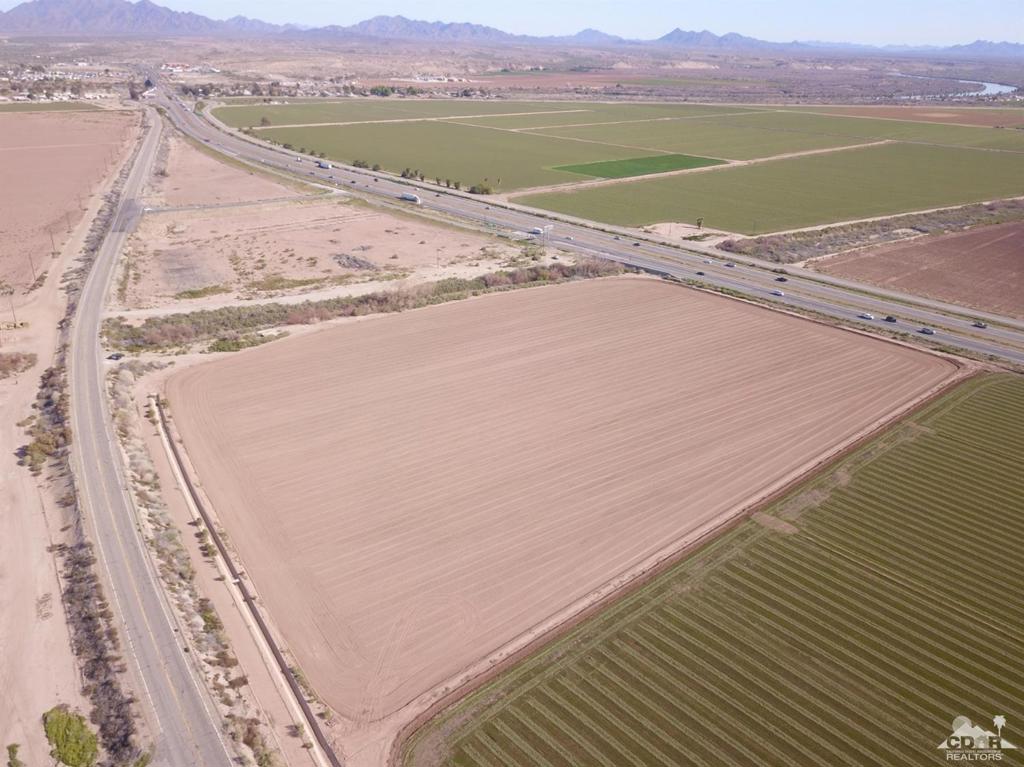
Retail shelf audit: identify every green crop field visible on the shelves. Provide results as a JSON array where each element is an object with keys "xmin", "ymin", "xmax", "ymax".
[
  {"xmin": 401, "ymin": 373, "xmax": 1024, "ymax": 767},
  {"xmin": 555, "ymin": 154, "xmax": 726, "ymax": 178},
  {"xmin": 517, "ymin": 143, "xmax": 1024, "ymax": 233},
  {"xmin": 257, "ymin": 120, "xmax": 651, "ymax": 190},
  {"xmin": 534, "ymin": 109, "xmax": 1024, "ymax": 158},
  {"xmin": 214, "ymin": 100, "xmax": 576, "ymax": 128},
  {"xmin": 0, "ymin": 101, "xmax": 97, "ymax": 112},
  {"xmin": 214, "ymin": 98, "xmax": 1024, "ymax": 227},
  {"xmin": 533, "ymin": 113, "xmax": 868, "ymax": 160}
]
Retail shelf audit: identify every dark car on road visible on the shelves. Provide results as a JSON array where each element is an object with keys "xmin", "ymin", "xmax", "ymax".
[
  {"xmin": 884, "ymin": 315, "xmax": 897, "ymax": 323},
  {"xmin": 775, "ymin": 276, "xmax": 788, "ymax": 282}
]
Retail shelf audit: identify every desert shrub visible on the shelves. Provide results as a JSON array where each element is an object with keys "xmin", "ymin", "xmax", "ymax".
[
  {"xmin": 6, "ymin": 744, "xmax": 25, "ymax": 767},
  {"xmin": 0, "ymin": 351, "xmax": 36, "ymax": 379},
  {"xmin": 42, "ymin": 706, "xmax": 98, "ymax": 767}
]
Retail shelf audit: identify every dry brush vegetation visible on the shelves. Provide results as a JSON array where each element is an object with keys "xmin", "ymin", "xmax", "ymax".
[
  {"xmin": 104, "ymin": 259, "xmax": 623, "ymax": 352},
  {"xmin": 718, "ymin": 197, "xmax": 1024, "ymax": 263}
]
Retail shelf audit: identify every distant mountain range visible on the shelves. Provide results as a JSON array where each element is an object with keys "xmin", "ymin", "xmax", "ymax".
[{"xmin": 1, "ymin": 0, "xmax": 1022, "ymax": 58}]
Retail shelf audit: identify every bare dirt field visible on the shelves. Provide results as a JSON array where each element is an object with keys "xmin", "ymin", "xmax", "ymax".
[
  {"xmin": 148, "ymin": 133, "xmax": 301, "ymax": 207},
  {"xmin": 814, "ymin": 221, "xmax": 1024, "ymax": 318},
  {"xmin": 165, "ymin": 277, "xmax": 955, "ymax": 734},
  {"xmin": 116, "ymin": 197, "xmax": 518, "ymax": 311},
  {"xmin": 0, "ymin": 109, "xmax": 137, "ymax": 286}
]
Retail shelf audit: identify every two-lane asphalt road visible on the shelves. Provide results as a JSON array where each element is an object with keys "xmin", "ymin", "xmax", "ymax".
[
  {"xmin": 158, "ymin": 90, "xmax": 1024, "ymax": 365},
  {"xmin": 68, "ymin": 109, "xmax": 230, "ymax": 767}
]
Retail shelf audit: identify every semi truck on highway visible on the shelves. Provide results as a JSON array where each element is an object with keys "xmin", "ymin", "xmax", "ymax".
[
  {"xmin": 316, "ymin": 160, "xmax": 333, "ymax": 169},
  {"xmin": 399, "ymin": 193, "xmax": 422, "ymax": 204}
]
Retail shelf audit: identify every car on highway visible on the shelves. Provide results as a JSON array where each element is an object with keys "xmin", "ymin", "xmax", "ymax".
[
  {"xmin": 107, "ymin": 352, "xmax": 125, "ymax": 361},
  {"xmin": 565, "ymin": 235, "xmax": 574, "ymax": 241},
  {"xmin": 771, "ymin": 290, "xmax": 785, "ymax": 297},
  {"xmin": 703, "ymin": 259, "xmax": 712, "ymax": 264},
  {"xmin": 350, "ymin": 180, "xmax": 356, "ymax": 184},
  {"xmin": 725, "ymin": 262, "xmax": 735, "ymax": 268},
  {"xmin": 696, "ymin": 271, "xmax": 705, "ymax": 276},
  {"xmin": 884, "ymin": 315, "xmax": 897, "ymax": 323},
  {"xmin": 858, "ymin": 313, "xmax": 875, "ymax": 321},
  {"xmin": 633, "ymin": 242, "xmax": 641, "ymax": 247},
  {"xmin": 919, "ymin": 327, "xmax": 936, "ymax": 335},
  {"xmin": 613, "ymin": 236, "xmax": 621, "ymax": 240},
  {"xmin": 973, "ymin": 320, "xmax": 988, "ymax": 329},
  {"xmin": 775, "ymin": 276, "xmax": 788, "ymax": 282}
]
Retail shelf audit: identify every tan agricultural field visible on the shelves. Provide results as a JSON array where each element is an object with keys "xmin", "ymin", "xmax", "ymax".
[
  {"xmin": 814, "ymin": 221, "xmax": 1024, "ymax": 318},
  {"xmin": 148, "ymin": 134, "xmax": 300, "ymax": 207},
  {"xmin": 0, "ymin": 109, "xmax": 137, "ymax": 286},
  {"xmin": 166, "ymin": 277, "xmax": 955, "ymax": 731},
  {"xmin": 117, "ymin": 197, "xmax": 517, "ymax": 310}
]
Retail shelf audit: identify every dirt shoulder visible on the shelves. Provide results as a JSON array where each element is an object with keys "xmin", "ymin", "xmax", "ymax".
[{"xmin": 0, "ymin": 107, "xmax": 141, "ymax": 764}]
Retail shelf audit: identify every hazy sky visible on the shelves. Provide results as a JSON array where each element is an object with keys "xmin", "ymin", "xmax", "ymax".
[{"xmin": 4, "ymin": 0, "xmax": 1023, "ymax": 44}]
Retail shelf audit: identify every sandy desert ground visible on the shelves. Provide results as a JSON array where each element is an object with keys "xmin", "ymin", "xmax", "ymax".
[
  {"xmin": 0, "ymin": 109, "xmax": 138, "ymax": 286},
  {"xmin": 0, "ymin": 109, "xmax": 139, "ymax": 763},
  {"xmin": 165, "ymin": 277, "xmax": 955, "ymax": 733},
  {"xmin": 814, "ymin": 221, "xmax": 1024, "ymax": 318},
  {"xmin": 146, "ymin": 133, "xmax": 302, "ymax": 208},
  {"xmin": 117, "ymin": 196, "xmax": 518, "ymax": 311}
]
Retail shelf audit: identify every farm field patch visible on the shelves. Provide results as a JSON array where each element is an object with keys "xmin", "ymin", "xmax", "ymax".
[
  {"xmin": 0, "ymin": 109, "xmax": 137, "ymax": 286},
  {"xmin": 450, "ymin": 103, "xmax": 762, "ymax": 130},
  {"xmin": 401, "ymin": 373, "xmax": 1024, "ymax": 767},
  {"xmin": 554, "ymin": 153, "xmax": 726, "ymax": 178},
  {"xmin": 813, "ymin": 221, "xmax": 1024, "ymax": 318},
  {"xmin": 166, "ymin": 277, "xmax": 953, "ymax": 722},
  {"xmin": 257, "ymin": 120, "xmax": 646, "ymax": 190},
  {"xmin": 214, "ymin": 99, "xmax": 575, "ymax": 128},
  {"xmin": 533, "ymin": 113, "xmax": 870, "ymax": 160},
  {"xmin": 517, "ymin": 143, "xmax": 1024, "ymax": 234},
  {"xmin": 537, "ymin": 108, "xmax": 1024, "ymax": 158},
  {"xmin": 0, "ymin": 101, "xmax": 97, "ymax": 112},
  {"xmin": 788, "ymin": 104, "xmax": 1024, "ymax": 128}
]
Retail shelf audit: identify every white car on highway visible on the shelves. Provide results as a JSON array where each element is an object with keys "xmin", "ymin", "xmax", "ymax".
[
  {"xmin": 771, "ymin": 290, "xmax": 785, "ymax": 297},
  {"xmin": 858, "ymin": 313, "xmax": 875, "ymax": 320}
]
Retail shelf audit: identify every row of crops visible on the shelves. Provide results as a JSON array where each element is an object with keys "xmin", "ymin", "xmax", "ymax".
[{"xmin": 403, "ymin": 374, "xmax": 1024, "ymax": 767}]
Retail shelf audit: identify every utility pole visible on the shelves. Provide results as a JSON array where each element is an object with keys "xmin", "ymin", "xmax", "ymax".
[{"xmin": 27, "ymin": 251, "xmax": 37, "ymax": 283}]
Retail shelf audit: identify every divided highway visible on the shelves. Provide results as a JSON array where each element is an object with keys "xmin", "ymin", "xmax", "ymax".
[
  {"xmin": 68, "ymin": 110, "xmax": 230, "ymax": 766},
  {"xmin": 159, "ymin": 90, "xmax": 1024, "ymax": 365}
]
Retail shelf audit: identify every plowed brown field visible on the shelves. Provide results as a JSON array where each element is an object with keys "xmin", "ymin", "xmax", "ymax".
[
  {"xmin": 166, "ymin": 277, "xmax": 955, "ymax": 722},
  {"xmin": 0, "ymin": 109, "xmax": 136, "ymax": 285},
  {"xmin": 816, "ymin": 221, "xmax": 1024, "ymax": 318}
]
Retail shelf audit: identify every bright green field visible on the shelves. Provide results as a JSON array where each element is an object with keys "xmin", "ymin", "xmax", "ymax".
[
  {"xmin": 555, "ymin": 154, "xmax": 726, "ymax": 178},
  {"xmin": 401, "ymin": 373, "xmax": 1024, "ymax": 767},
  {"xmin": 0, "ymin": 101, "xmax": 96, "ymax": 112},
  {"xmin": 518, "ymin": 143, "xmax": 1024, "ymax": 234},
  {"xmin": 258, "ymin": 120, "xmax": 651, "ymax": 190}
]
